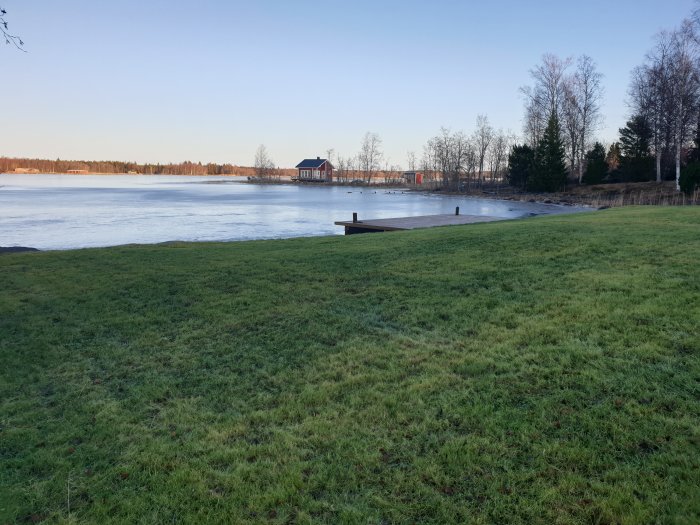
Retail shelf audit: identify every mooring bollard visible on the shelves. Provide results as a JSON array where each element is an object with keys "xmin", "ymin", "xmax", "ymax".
[
  {"xmin": 455, "ymin": 206, "xmax": 460, "ymax": 216},
  {"xmin": 353, "ymin": 212, "xmax": 358, "ymax": 223}
]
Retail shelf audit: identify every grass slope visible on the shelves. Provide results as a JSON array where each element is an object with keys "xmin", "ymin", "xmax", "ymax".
[{"xmin": 1, "ymin": 207, "xmax": 699, "ymax": 524}]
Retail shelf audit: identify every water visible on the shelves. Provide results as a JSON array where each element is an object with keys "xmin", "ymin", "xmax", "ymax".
[{"xmin": 0, "ymin": 174, "xmax": 587, "ymax": 250}]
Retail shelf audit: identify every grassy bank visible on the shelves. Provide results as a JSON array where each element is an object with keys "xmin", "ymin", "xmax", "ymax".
[
  {"xmin": 449, "ymin": 181, "xmax": 700, "ymax": 207},
  {"xmin": 1, "ymin": 207, "xmax": 699, "ymax": 524},
  {"xmin": 522, "ymin": 181, "xmax": 700, "ymax": 207}
]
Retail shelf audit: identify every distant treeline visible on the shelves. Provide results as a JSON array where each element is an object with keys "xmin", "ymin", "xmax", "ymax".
[{"xmin": 0, "ymin": 157, "xmax": 295, "ymax": 178}]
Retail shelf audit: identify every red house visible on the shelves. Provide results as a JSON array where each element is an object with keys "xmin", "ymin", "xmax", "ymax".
[{"xmin": 294, "ymin": 157, "xmax": 333, "ymax": 182}]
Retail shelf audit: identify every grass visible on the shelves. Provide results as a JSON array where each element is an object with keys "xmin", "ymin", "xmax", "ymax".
[{"xmin": 1, "ymin": 206, "xmax": 699, "ymax": 524}]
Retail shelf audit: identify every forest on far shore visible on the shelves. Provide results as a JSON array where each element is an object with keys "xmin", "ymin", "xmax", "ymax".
[{"xmin": 0, "ymin": 157, "xmax": 296, "ymax": 178}]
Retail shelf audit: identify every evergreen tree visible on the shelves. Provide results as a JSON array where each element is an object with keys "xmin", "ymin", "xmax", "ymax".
[
  {"xmin": 529, "ymin": 114, "xmax": 567, "ymax": 192},
  {"xmin": 506, "ymin": 144, "xmax": 535, "ymax": 190},
  {"xmin": 680, "ymin": 122, "xmax": 700, "ymax": 195},
  {"xmin": 582, "ymin": 142, "xmax": 608, "ymax": 185},
  {"xmin": 679, "ymin": 162, "xmax": 700, "ymax": 195},
  {"xmin": 619, "ymin": 115, "xmax": 652, "ymax": 158},
  {"xmin": 605, "ymin": 142, "xmax": 621, "ymax": 172},
  {"xmin": 618, "ymin": 115, "xmax": 654, "ymax": 182}
]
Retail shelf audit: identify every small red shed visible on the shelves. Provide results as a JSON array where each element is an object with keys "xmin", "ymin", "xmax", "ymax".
[{"xmin": 295, "ymin": 157, "xmax": 334, "ymax": 182}]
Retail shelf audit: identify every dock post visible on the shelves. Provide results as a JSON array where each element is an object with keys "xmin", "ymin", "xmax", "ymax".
[
  {"xmin": 353, "ymin": 212, "xmax": 358, "ymax": 223},
  {"xmin": 455, "ymin": 206, "xmax": 460, "ymax": 216}
]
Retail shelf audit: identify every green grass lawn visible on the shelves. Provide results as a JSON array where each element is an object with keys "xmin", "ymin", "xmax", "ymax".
[{"xmin": 1, "ymin": 207, "xmax": 699, "ymax": 524}]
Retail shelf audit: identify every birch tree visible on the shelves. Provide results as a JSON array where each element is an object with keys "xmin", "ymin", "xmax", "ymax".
[
  {"xmin": 669, "ymin": 22, "xmax": 700, "ymax": 189},
  {"xmin": 335, "ymin": 155, "xmax": 349, "ymax": 182},
  {"xmin": 473, "ymin": 114, "xmax": 494, "ymax": 186},
  {"xmin": 488, "ymin": 130, "xmax": 513, "ymax": 183},
  {"xmin": 427, "ymin": 129, "xmax": 456, "ymax": 190},
  {"xmin": 561, "ymin": 80, "xmax": 582, "ymax": 179},
  {"xmin": 521, "ymin": 54, "xmax": 572, "ymax": 146},
  {"xmin": 629, "ymin": 22, "xmax": 700, "ymax": 187},
  {"xmin": 426, "ymin": 128, "xmax": 468, "ymax": 191},
  {"xmin": 630, "ymin": 32, "xmax": 674, "ymax": 182},
  {"xmin": 421, "ymin": 143, "xmax": 438, "ymax": 184},
  {"xmin": 406, "ymin": 151, "xmax": 416, "ymax": 171},
  {"xmin": 254, "ymin": 144, "xmax": 274, "ymax": 180},
  {"xmin": 358, "ymin": 132, "xmax": 383, "ymax": 184},
  {"xmin": 573, "ymin": 56, "xmax": 604, "ymax": 182},
  {"xmin": 425, "ymin": 128, "xmax": 474, "ymax": 191},
  {"xmin": 524, "ymin": 54, "xmax": 602, "ymax": 182}
]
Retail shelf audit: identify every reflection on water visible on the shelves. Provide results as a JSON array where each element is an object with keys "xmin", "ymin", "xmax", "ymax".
[{"xmin": 0, "ymin": 174, "xmax": 588, "ymax": 250}]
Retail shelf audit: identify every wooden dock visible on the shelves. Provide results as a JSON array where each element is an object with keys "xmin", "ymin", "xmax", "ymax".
[{"xmin": 335, "ymin": 209, "xmax": 503, "ymax": 235}]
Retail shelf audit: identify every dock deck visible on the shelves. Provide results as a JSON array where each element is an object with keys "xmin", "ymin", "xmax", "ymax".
[{"xmin": 335, "ymin": 212, "xmax": 503, "ymax": 235}]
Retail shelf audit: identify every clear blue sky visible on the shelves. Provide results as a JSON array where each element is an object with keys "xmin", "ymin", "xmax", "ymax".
[{"xmin": 2, "ymin": 0, "xmax": 696, "ymax": 168}]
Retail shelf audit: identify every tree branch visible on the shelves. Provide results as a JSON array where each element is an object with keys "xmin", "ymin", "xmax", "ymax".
[{"xmin": 1, "ymin": 6, "xmax": 26, "ymax": 51}]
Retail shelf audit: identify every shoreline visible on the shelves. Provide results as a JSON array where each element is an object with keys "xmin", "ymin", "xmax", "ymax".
[
  {"xmin": 2, "ymin": 172, "xmax": 250, "ymax": 178},
  {"xmin": 0, "ymin": 208, "xmax": 594, "ymax": 254},
  {"xmin": 6, "ymin": 177, "xmax": 694, "ymax": 253},
  {"xmin": 5, "ymin": 172, "xmax": 695, "ymax": 207},
  {"xmin": 245, "ymin": 178, "xmax": 698, "ymax": 208}
]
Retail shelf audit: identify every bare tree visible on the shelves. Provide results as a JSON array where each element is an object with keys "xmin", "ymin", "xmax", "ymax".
[
  {"xmin": 523, "ymin": 54, "xmax": 602, "ymax": 182},
  {"xmin": 561, "ymin": 78, "xmax": 582, "ymax": 178},
  {"xmin": 357, "ymin": 132, "xmax": 383, "ymax": 184},
  {"xmin": 347, "ymin": 155, "xmax": 357, "ymax": 182},
  {"xmin": 521, "ymin": 54, "xmax": 572, "ymax": 145},
  {"xmin": 425, "ymin": 128, "xmax": 472, "ymax": 191},
  {"xmin": 427, "ymin": 128, "xmax": 456, "ymax": 190},
  {"xmin": 670, "ymin": 22, "xmax": 700, "ymax": 190},
  {"xmin": 473, "ymin": 114, "xmax": 494, "ymax": 187},
  {"xmin": 488, "ymin": 130, "xmax": 514, "ymax": 183},
  {"xmin": 630, "ymin": 33, "xmax": 674, "ymax": 182},
  {"xmin": 522, "ymin": 95, "xmax": 546, "ymax": 148},
  {"xmin": 383, "ymin": 163, "xmax": 402, "ymax": 184},
  {"xmin": 573, "ymin": 56, "xmax": 604, "ymax": 182},
  {"xmin": 1, "ymin": 6, "xmax": 24, "ymax": 50},
  {"xmin": 335, "ymin": 155, "xmax": 349, "ymax": 182},
  {"xmin": 463, "ymin": 138, "xmax": 478, "ymax": 190},
  {"xmin": 254, "ymin": 144, "xmax": 275, "ymax": 180},
  {"xmin": 336, "ymin": 154, "xmax": 358, "ymax": 183},
  {"xmin": 630, "ymin": 22, "xmax": 700, "ymax": 187},
  {"xmin": 406, "ymin": 151, "xmax": 416, "ymax": 172},
  {"xmin": 421, "ymin": 143, "xmax": 438, "ymax": 185}
]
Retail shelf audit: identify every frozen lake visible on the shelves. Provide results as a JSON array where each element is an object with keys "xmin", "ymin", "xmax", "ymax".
[{"xmin": 0, "ymin": 174, "xmax": 588, "ymax": 250}]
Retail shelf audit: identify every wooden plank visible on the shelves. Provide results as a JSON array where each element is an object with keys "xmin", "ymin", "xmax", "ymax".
[{"xmin": 334, "ymin": 214, "xmax": 503, "ymax": 234}]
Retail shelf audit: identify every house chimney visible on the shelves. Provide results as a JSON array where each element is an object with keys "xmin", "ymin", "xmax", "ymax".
[{"xmin": 317, "ymin": 156, "xmax": 320, "ymax": 160}]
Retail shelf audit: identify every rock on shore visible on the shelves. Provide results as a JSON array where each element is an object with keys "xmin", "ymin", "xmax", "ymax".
[{"xmin": 0, "ymin": 246, "xmax": 39, "ymax": 254}]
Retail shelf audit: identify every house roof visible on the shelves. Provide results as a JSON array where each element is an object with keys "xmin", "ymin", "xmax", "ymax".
[{"xmin": 296, "ymin": 158, "xmax": 328, "ymax": 169}]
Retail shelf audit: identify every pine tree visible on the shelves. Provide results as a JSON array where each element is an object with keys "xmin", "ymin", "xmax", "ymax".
[
  {"xmin": 507, "ymin": 144, "xmax": 535, "ymax": 190},
  {"xmin": 680, "ymin": 122, "xmax": 700, "ymax": 195},
  {"xmin": 618, "ymin": 115, "xmax": 654, "ymax": 182},
  {"xmin": 582, "ymin": 142, "xmax": 608, "ymax": 185},
  {"xmin": 529, "ymin": 114, "xmax": 567, "ymax": 192},
  {"xmin": 605, "ymin": 142, "xmax": 622, "ymax": 172},
  {"xmin": 619, "ymin": 115, "xmax": 652, "ymax": 159}
]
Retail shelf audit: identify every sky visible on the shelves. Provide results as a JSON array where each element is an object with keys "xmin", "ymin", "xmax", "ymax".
[{"xmin": 1, "ymin": 0, "xmax": 697, "ymax": 168}]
